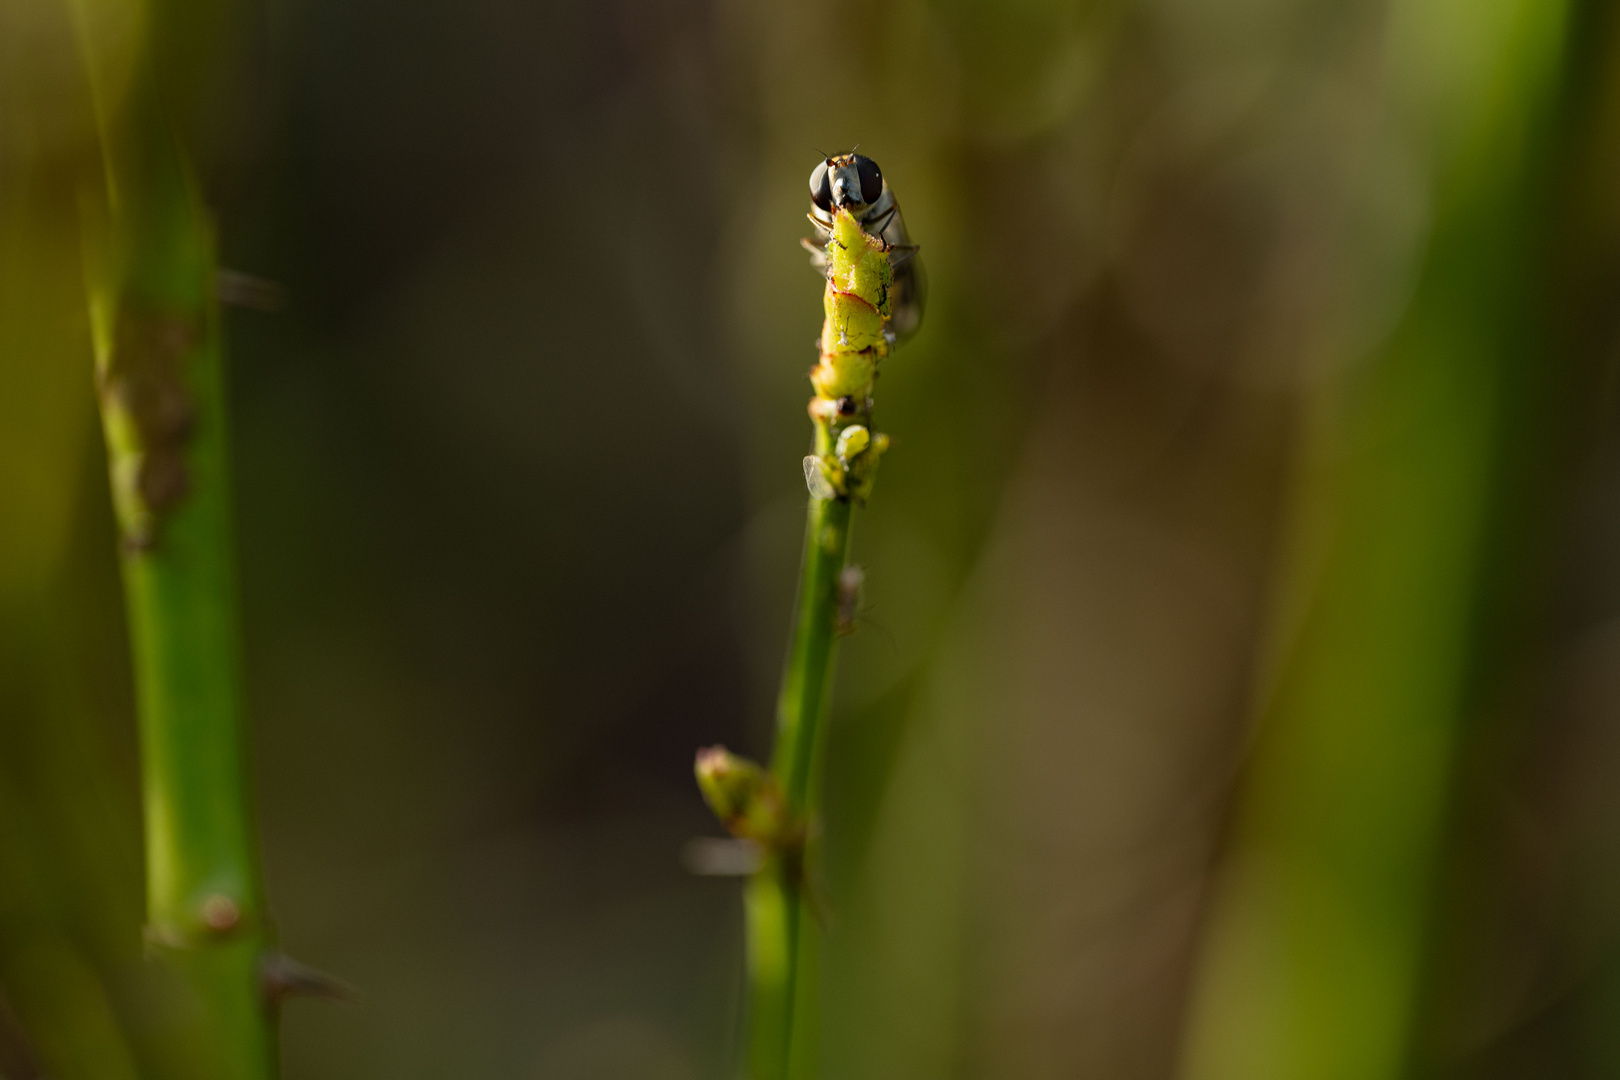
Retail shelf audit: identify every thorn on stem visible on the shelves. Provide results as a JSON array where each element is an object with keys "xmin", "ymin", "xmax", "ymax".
[
  {"xmin": 682, "ymin": 836, "xmax": 764, "ymax": 876},
  {"xmin": 200, "ymin": 894, "xmax": 241, "ymax": 933},
  {"xmin": 216, "ymin": 269, "xmax": 288, "ymax": 311},
  {"xmin": 260, "ymin": 953, "xmax": 358, "ymax": 1005}
]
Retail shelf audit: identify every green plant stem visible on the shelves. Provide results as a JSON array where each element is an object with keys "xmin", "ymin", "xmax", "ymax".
[
  {"xmin": 775, "ymin": 494, "xmax": 854, "ymax": 810},
  {"xmin": 1178, "ymin": 2, "xmax": 1584, "ymax": 1078},
  {"xmin": 748, "ymin": 475, "xmax": 853, "ymax": 1080},
  {"xmin": 82, "ymin": 49, "xmax": 279, "ymax": 1080}
]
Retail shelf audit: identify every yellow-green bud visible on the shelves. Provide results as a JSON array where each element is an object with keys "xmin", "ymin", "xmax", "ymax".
[
  {"xmin": 694, "ymin": 746, "xmax": 794, "ymax": 846},
  {"xmin": 835, "ymin": 425, "xmax": 870, "ymax": 467},
  {"xmin": 828, "ymin": 209, "xmax": 892, "ymax": 315},
  {"xmin": 844, "ymin": 430, "xmax": 891, "ymax": 503},
  {"xmin": 810, "ymin": 345, "xmax": 876, "ymax": 401}
]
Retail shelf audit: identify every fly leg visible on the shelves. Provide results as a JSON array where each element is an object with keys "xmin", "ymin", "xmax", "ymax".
[
  {"xmin": 864, "ymin": 206, "xmax": 898, "ymax": 236},
  {"xmin": 800, "ymin": 236, "xmax": 830, "ymax": 272},
  {"xmin": 887, "ymin": 244, "xmax": 919, "ymax": 268}
]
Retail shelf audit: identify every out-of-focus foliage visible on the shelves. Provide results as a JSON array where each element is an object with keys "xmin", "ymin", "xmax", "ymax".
[{"xmin": 5, "ymin": 0, "xmax": 1620, "ymax": 1076}]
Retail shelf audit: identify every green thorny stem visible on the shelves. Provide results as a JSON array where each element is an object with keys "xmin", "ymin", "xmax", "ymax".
[
  {"xmin": 79, "ymin": 29, "xmax": 285, "ymax": 1080},
  {"xmin": 698, "ymin": 205, "xmax": 903, "ymax": 1080}
]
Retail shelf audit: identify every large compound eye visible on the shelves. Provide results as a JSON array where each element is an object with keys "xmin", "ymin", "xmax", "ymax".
[
  {"xmin": 810, "ymin": 160, "xmax": 833, "ymax": 211},
  {"xmin": 854, "ymin": 156, "xmax": 883, "ymax": 204}
]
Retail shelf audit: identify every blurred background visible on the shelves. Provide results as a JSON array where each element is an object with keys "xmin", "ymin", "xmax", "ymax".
[{"xmin": 5, "ymin": 0, "xmax": 1620, "ymax": 1076}]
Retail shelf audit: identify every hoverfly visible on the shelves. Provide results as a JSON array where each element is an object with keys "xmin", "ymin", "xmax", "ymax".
[{"xmin": 802, "ymin": 152, "xmax": 925, "ymax": 347}]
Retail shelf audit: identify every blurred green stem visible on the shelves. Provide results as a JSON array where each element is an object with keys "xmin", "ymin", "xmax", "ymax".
[
  {"xmin": 1178, "ymin": 2, "xmax": 1584, "ymax": 1079},
  {"xmin": 79, "ymin": 26, "xmax": 279, "ymax": 1080},
  {"xmin": 749, "ymin": 470, "xmax": 853, "ymax": 1080}
]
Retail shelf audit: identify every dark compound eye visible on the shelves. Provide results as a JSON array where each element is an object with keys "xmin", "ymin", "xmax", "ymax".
[
  {"xmin": 810, "ymin": 160, "xmax": 833, "ymax": 211},
  {"xmin": 837, "ymin": 396, "xmax": 857, "ymax": 416},
  {"xmin": 854, "ymin": 156, "xmax": 883, "ymax": 204}
]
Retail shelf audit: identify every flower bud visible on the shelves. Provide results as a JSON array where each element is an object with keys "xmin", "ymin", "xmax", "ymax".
[
  {"xmin": 694, "ymin": 746, "xmax": 795, "ymax": 847},
  {"xmin": 835, "ymin": 425, "xmax": 870, "ymax": 467}
]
